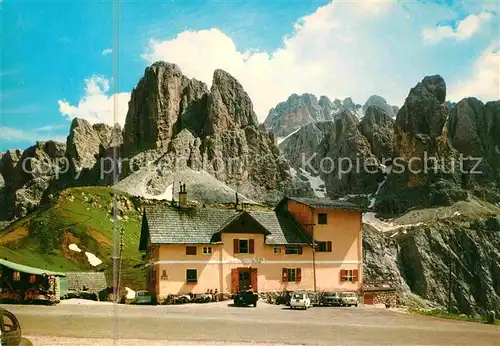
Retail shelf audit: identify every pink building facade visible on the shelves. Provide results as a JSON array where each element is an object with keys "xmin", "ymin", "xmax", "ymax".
[{"xmin": 140, "ymin": 196, "xmax": 364, "ymax": 301}]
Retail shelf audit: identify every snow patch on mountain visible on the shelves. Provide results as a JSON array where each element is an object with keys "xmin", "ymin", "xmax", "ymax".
[
  {"xmin": 298, "ymin": 168, "xmax": 326, "ymax": 198},
  {"xmin": 277, "ymin": 127, "xmax": 301, "ymax": 145}
]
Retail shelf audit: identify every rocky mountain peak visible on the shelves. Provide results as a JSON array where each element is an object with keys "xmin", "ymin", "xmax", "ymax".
[
  {"xmin": 206, "ymin": 68, "xmax": 259, "ymax": 134},
  {"xmin": 363, "ymin": 95, "xmax": 397, "ymax": 118},
  {"xmin": 123, "ymin": 61, "xmax": 208, "ymax": 157},
  {"xmin": 359, "ymin": 105, "xmax": 395, "ymax": 160},
  {"xmin": 66, "ymin": 118, "xmax": 103, "ymax": 170},
  {"xmin": 421, "ymin": 75, "xmax": 446, "ymax": 103},
  {"xmin": 395, "ymin": 74, "xmax": 448, "ymax": 146}
]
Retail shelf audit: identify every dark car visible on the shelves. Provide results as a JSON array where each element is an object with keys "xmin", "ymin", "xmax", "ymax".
[
  {"xmin": 0, "ymin": 308, "xmax": 33, "ymax": 346},
  {"xmin": 322, "ymin": 292, "xmax": 342, "ymax": 306},
  {"xmin": 233, "ymin": 290, "xmax": 258, "ymax": 307},
  {"xmin": 276, "ymin": 291, "xmax": 291, "ymax": 306}
]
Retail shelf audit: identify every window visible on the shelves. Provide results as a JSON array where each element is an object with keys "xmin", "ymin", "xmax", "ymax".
[
  {"xmin": 239, "ymin": 239, "xmax": 249, "ymax": 253},
  {"xmin": 316, "ymin": 241, "xmax": 332, "ymax": 252},
  {"xmin": 233, "ymin": 239, "xmax": 254, "ymax": 254},
  {"xmin": 203, "ymin": 246, "xmax": 212, "ymax": 255},
  {"xmin": 282, "ymin": 268, "xmax": 302, "ymax": 282},
  {"xmin": 285, "ymin": 245, "xmax": 302, "ymax": 255},
  {"xmin": 186, "ymin": 246, "xmax": 197, "ymax": 255},
  {"xmin": 186, "ymin": 269, "xmax": 197, "ymax": 283},
  {"xmin": 273, "ymin": 247, "xmax": 282, "ymax": 254},
  {"xmin": 318, "ymin": 213, "xmax": 328, "ymax": 224},
  {"xmin": 340, "ymin": 269, "xmax": 359, "ymax": 282}
]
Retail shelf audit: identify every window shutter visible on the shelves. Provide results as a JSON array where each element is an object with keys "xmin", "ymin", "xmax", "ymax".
[
  {"xmin": 298, "ymin": 246, "xmax": 303, "ymax": 255},
  {"xmin": 231, "ymin": 268, "xmax": 239, "ymax": 293},
  {"xmin": 233, "ymin": 239, "xmax": 239, "ymax": 254},
  {"xmin": 340, "ymin": 269, "xmax": 346, "ymax": 282},
  {"xmin": 250, "ymin": 268, "xmax": 258, "ymax": 290},
  {"xmin": 282, "ymin": 268, "xmax": 288, "ymax": 282},
  {"xmin": 296, "ymin": 268, "xmax": 302, "ymax": 282},
  {"xmin": 353, "ymin": 269, "xmax": 359, "ymax": 282},
  {"xmin": 327, "ymin": 241, "xmax": 332, "ymax": 252},
  {"xmin": 249, "ymin": 239, "xmax": 255, "ymax": 254}
]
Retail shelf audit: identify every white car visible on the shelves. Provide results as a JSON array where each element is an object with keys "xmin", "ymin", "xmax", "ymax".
[{"xmin": 289, "ymin": 291, "xmax": 311, "ymax": 310}]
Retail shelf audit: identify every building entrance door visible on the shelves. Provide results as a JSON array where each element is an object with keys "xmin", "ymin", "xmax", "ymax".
[{"xmin": 239, "ymin": 269, "xmax": 250, "ymax": 290}]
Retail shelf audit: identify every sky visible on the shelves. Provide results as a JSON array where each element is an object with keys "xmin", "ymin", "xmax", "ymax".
[{"xmin": 0, "ymin": 0, "xmax": 499, "ymax": 152}]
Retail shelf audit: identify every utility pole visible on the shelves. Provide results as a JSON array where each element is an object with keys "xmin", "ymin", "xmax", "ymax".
[
  {"xmin": 448, "ymin": 253, "xmax": 453, "ymax": 314},
  {"xmin": 312, "ymin": 226, "xmax": 317, "ymax": 293},
  {"xmin": 308, "ymin": 210, "xmax": 317, "ymax": 293},
  {"xmin": 117, "ymin": 227, "xmax": 125, "ymax": 298}
]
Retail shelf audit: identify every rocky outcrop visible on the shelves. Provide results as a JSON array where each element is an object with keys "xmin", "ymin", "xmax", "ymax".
[
  {"xmin": 316, "ymin": 110, "xmax": 382, "ymax": 197},
  {"xmin": 359, "ymin": 105, "xmax": 395, "ymax": 161},
  {"xmin": 364, "ymin": 217, "xmax": 500, "ymax": 316},
  {"xmin": 263, "ymin": 94, "xmax": 334, "ymax": 138},
  {"xmin": 66, "ymin": 118, "xmax": 103, "ymax": 170},
  {"xmin": 448, "ymin": 98, "xmax": 500, "ymax": 184},
  {"xmin": 117, "ymin": 62, "xmax": 290, "ymax": 203},
  {"xmin": 92, "ymin": 123, "xmax": 123, "ymax": 149},
  {"xmin": 279, "ymin": 121, "xmax": 334, "ymax": 170},
  {"xmin": 375, "ymin": 75, "xmax": 467, "ymax": 215},
  {"xmin": 123, "ymin": 62, "xmax": 208, "ymax": 156},
  {"xmin": 0, "ymin": 142, "xmax": 67, "ymax": 218},
  {"xmin": 201, "ymin": 70, "xmax": 289, "ymax": 195},
  {"xmin": 362, "ymin": 95, "xmax": 397, "ymax": 118}
]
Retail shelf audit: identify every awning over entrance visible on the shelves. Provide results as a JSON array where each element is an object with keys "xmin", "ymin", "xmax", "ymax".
[{"xmin": 0, "ymin": 259, "xmax": 66, "ymax": 277}]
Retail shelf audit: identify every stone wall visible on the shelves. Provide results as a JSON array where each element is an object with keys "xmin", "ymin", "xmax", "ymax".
[{"xmin": 366, "ymin": 289, "xmax": 397, "ymax": 307}]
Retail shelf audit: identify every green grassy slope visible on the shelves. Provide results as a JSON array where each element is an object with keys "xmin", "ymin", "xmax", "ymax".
[{"xmin": 0, "ymin": 187, "xmax": 146, "ymax": 290}]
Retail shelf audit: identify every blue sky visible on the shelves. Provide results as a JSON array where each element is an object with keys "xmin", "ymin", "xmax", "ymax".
[{"xmin": 1, "ymin": 0, "xmax": 498, "ymax": 152}]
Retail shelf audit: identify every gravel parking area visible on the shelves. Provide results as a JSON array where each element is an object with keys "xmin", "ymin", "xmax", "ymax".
[{"xmin": 3, "ymin": 300, "xmax": 499, "ymax": 346}]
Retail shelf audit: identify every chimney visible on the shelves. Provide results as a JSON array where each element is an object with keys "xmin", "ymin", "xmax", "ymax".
[
  {"xmin": 179, "ymin": 183, "xmax": 187, "ymax": 208},
  {"xmin": 235, "ymin": 192, "xmax": 240, "ymax": 211}
]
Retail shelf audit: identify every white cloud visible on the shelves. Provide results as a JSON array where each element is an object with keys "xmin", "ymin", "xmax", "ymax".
[
  {"xmin": 62, "ymin": 1, "xmax": 497, "ymax": 125},
  {"xmin": 448, "ymin": 41, "xmax": 500, "ymax": 102},
  {"xmin": 102, "ymin": 48, "xmax": 113, "ymax": 56},
  {"xmin": 141, "ymin": 0, "xmax": 412, "ymax": 120},
  {"xmin": 422, "ymin": 11, "xmax": 493, "ymax": 43},
  {"xmin": 0, "ymin": 126, "xmax": 66, "ymax": 143},
  {"xmin": 57, "ymin": 75, "xmax": 130, "ymax": 126},
  {"xmin": 142, "ymin": 1, "xmax": 498, "ymax": 120}
]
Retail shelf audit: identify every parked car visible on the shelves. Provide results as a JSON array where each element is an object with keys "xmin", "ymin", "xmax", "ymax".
[
  {"xmin": 276, "ymin": 291, "xmax": 291, "ymax": 306},
  {"xmin": 322, "ymin": 292, "xmax": 342, "ymax": 306},
  {"xmin": 308, "ymin": 292, "xmax": 320, "ymax": 306},
  {"xmin": 289, "ymin": 291, "xmax": 311, "ymax": 310},
  {"xmin": 233, "ymin": 290, "xmax": 258, "ymax": 307},
  {"xmin": 131, "ymin": 291, "xmax": 154, "ymax": 305},
  {"xmin": 0, "ymin": 308, "xmax": 33, "ymax": 346},
  {"xmin": 340, "ymin": 292, "xmax": 358, "ymax": 307}
]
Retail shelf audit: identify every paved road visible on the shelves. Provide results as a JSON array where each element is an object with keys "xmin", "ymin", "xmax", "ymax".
[{"xmin": 3, "ymin": 301, "xmax": 499, "ymax": 346}]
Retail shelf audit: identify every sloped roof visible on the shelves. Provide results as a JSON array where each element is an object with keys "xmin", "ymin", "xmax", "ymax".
[
  {"xmin": 145, "ymin": 206, "xmax": 239, "ymax": 244},
  {"xmin": 143, "ymin": 205, "xmax": 311, "ymax": 245},
  {"xmin": 65, "ymin": 272, "xmax": 108, "ymax": 293},
  {"xmin": 285, "ymin": 197, "xmax": 366, "ymax": 212},
  {"xmin": 0, "ymin": 259, "xmax": 66, "ymax": 276},
  {"xmin": 248, "ymin": 211, "xmax": 310, "ymax": 245}
]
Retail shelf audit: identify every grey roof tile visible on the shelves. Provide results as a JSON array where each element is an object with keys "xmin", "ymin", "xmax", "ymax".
[
  {"xmin": 286, "ymin": 197, "xmax": 366, "ymax": 211},
  {"xmin": 144, "ymin": 205, "xmax": 311, "ymax": 245}
]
